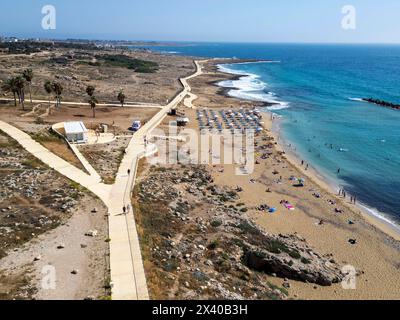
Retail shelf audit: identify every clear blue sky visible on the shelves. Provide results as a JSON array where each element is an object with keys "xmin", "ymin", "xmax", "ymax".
[{"xmin": 1, "ymin": 0, "xmax": 400, "ymax": 43}]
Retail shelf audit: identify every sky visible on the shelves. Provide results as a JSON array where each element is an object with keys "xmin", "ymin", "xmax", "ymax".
[{"xmin": 1, "ymin": 0, "xmax": 400, "ymax": 43}]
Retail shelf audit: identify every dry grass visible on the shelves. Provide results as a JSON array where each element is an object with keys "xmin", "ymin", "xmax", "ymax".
[{"xmin": 31, "ymin": 130, "xmax": 86, "ymax": 172}]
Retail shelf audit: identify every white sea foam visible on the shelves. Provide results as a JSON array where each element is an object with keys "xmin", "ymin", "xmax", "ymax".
[
  {"xmin": 359, "ymin": 204, "xmax": 400, "ymax": 232},
  {"xmin": 348, "ymin": 97, "xmax": 364, "ymax": 102},
  {"xmin": 160, "ymin": 51, "xmax": 180, "ymax": 55},
  {"xmin": 217, "ymin": 63, "xmax": 289, "ymax": 109}
]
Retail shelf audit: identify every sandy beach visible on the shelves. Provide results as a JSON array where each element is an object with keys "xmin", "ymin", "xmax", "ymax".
[
  {"xmin": 177, "ymin": 59, "xmax": 400, "ymax": 299},
  {"xmin": 264, "ymin": 112, "xmax": 400, "ymax": 242}
]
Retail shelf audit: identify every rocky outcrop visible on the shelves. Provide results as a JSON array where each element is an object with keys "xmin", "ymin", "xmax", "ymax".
[
  {"xmin": 362, "ymin": 98, "xmax": 400, "ymax": 110},
  {"xmin": 134, "ymin": 164, "xmax": 347, "ymax": 300},
  {"xmin": 242, "ymin": 232, "xmax": 343, "ymax": 286}
]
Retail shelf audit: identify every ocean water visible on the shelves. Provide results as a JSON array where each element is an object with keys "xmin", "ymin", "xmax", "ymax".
[{"xmin": 140, "ymin": 43, "xmax": 400, "ymax": 226}]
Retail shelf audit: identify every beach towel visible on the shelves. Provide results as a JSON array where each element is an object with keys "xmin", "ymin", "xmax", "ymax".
[{"xmin": 284, "ymin": 203, "xmax": 295, "ymax": 210}]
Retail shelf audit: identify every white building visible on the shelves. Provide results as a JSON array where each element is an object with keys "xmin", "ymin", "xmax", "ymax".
[{"xmin": 64, "ymin": 121, "xmax": 88, "ymax": 144}]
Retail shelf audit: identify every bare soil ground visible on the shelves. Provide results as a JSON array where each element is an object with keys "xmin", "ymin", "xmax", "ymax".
[
  {"xmin": 0, "ymin": 101, "xmax": 159, "ymax": 172},
  {"xmin": 78, "ymin": 137, "xmax": 131, "ymax": 184},
  {"xmin": 0, "ymin": 131, "xmax": 110, "ymax": 300},
  {"xmin": 1, "ymin": 101, "xmax": 159, "ymax": 134},
  {"xmin": 0, "ymin": 48, "xmax": 195, "ymax": 105}
]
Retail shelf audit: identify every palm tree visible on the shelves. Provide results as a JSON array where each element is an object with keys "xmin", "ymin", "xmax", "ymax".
[
  {"xmin": 89, "ymin": 96, "xmax": 98, "ymax": 118},
  {"xmin": 14, "ymin": 76, "xmax": 26, "ymax": 110},
  {"xmin": 117, "ymin": 90, "xmax": 126, "ymax": 107},
  {"xmin": 52, "ymin": 82, "xmax": 63, "ymax": 108},
  {"xmin": 22, "ymin": 68, "xmax": 33, "ymax": 103},
  {"xmin": 1, "ymin": 77, "xmax": 18, "ymax": 106},
  {"xmin": 86, "ymin": 85, "xmax": 95, "ymax": 97},
  {"xmin": 44, "ymin": 81, "xmax": 52, "ymax": 107}
]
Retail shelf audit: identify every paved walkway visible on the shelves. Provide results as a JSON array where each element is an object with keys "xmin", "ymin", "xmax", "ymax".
[
  {"xmin": 0, "ymin": 120, "xmax": 111, "ymax": 203},
  {"xmin": 0, "ymin": 59, "xmax": 205, "ymax": 300},
  {"xmin": 107, "ymin": 60, "xmax": 204, "ymax": 300},
  {"xmin": 69, "ymin": 144, "xmax": 102, "ymax": 181}
]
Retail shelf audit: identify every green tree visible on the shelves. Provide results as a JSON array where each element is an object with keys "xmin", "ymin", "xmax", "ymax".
[
  {"xmin": 44, "ymin": 81, "xmax": 53, "ymax": 107},
  {"xmin": 22, "ymin": 68, "xmax": 34, "ymax": 103},
  {"xmin": 89, "ymin": 96, "xmax": 98, "ymax": 118},
  {"xmin": 86, "ymin": 85, "xmax": 95, "ymax": 97},
  {"xmin": 117, "ymin": 90, "xmax": 126, "ymax": 107},
  {"xmin": 1, "ymin": 77, "xmax": 18, "ymax": 106},
  {"xmin": 52, "ymin": 82, "xmax": 63, "ymax": 108},
  {"xmin": 14, "ymin": 76, "xmax": 26, "ymax": 110}
]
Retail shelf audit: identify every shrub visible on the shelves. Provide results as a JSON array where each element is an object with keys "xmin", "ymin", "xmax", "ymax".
[
  {"xmin": 301, "ymin": 257, "xmax": 311, "ymax": 264},
  {"xmin": 96, "ymin": 54, "xmax": 159, "ymax": 73},
  {"xmin": 210, "ymin": 219, "xmax": 222, "ymax": 228},
  {"xmin": 207, "ymin": 240, "xmax": 219, "ymax": 250},
  {"xmin": 264, "ymin": 239, "xmax": 301, "ymax": 259}
]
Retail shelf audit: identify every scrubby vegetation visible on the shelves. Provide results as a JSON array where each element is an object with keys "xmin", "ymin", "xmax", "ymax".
[
  {"xmin": 96, "ymin": 54, "xmax": 159, "ymax": 73},
  {"xmin": 0, "ymin": 40, "xmax": 102, "ymax": 55}
]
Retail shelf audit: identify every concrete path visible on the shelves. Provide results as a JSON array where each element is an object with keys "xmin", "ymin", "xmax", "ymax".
[
  {"xmin": 0, "ymin": 120, "xmax": 111, "ymax": 203},
  {"xmin": 184, "ymin": 92, "xmax": 198, "ymax": 109},
  {"xmin": 69, "ymin": 144, "xmax": 102, "ymax": 181},
  {"xmin": 107, "ymin": 60, "xmax": 204, "ymax": 300},
  {"xmin": 0, "ymin": 59, "xmax": 205, "ymax": 300}
]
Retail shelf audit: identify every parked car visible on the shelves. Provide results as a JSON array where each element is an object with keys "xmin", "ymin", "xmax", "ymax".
[{"xmin": 131, "ymin": 120, "xmax": 141, "ymax": 131}]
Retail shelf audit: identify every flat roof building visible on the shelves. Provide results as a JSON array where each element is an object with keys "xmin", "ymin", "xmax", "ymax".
[{"xmin": 64, "ymin": 121, "xmax": 88, "ymax": 144}]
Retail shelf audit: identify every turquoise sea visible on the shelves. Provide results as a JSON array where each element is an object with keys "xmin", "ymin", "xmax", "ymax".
[{"xmin": 137, "ymin": 43, "xmax": 400, "ymax": 227}]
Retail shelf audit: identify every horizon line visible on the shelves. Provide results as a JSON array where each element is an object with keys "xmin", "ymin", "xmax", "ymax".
[{"xmin": 2, "ymin": 35, "xmax": 400, "ymax": 46}]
